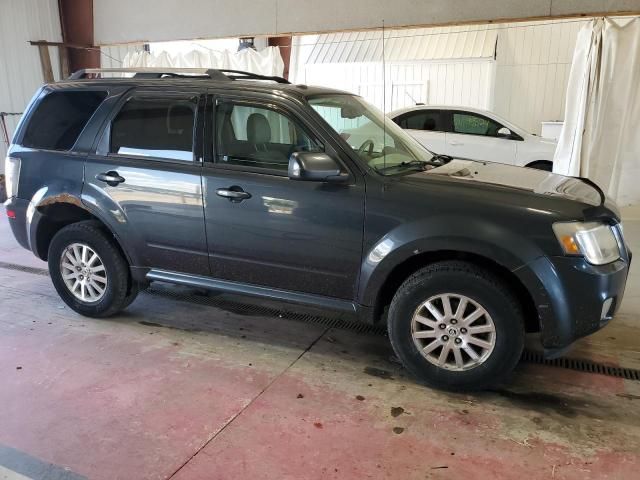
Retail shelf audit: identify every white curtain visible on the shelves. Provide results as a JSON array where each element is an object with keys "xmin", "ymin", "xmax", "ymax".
[
  {"xmin": 123, "ymin": 46, "xmax": 285, "ymax": 77},
  {"xmin": 554, "ymin": 17, "xmax": 640, "ymax": 206}
]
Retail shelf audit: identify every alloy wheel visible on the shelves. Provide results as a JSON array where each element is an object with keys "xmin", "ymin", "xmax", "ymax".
[
  {"xmin": 60, "ymin": 242, "xmax": 108, "ymax": 303},
  {"xmin": 411, "ymin": 293, "xmax": 496, "ymax": 371}
]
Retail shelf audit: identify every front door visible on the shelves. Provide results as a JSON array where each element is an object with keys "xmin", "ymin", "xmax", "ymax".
[
  {"xmin": 84, "ymin": 89, "xmax": 209, "ymax": 275},
  {"xmin": 394, "ymin": 109, "xmax": 448, "ymax": 154},
  {"xmin": 201, "ymin": 95, "xmax": 365, "ymax": 300},
  {"xmin": 445, "ymin": 110, "xmax": 517, "ymax": 164}
]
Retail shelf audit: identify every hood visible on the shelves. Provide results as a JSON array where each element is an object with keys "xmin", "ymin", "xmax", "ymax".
[{"xmin": 411, "ymin": 159, "xmax": 603, "ymax": 206}]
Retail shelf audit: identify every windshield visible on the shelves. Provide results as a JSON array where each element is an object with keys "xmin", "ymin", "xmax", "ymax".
[{"xmin": 307, "ymin": 94, "xmax": 434, "ymax": 175}]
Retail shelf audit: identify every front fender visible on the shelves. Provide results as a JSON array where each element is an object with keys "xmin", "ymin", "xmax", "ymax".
[{"xmin": 358, "ymin": 215, "xmax": 545, "ymax": 306}]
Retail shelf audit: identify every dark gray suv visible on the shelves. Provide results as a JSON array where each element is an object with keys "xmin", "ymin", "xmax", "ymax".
[{"xmin": 4, "ymin": 68, "xmax": 631, "ymax": 390}]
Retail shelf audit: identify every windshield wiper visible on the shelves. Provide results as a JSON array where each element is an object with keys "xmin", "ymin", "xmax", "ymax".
[{"xmin": 375, "ymin": 160, "xmax": 430, "ymax": 174}]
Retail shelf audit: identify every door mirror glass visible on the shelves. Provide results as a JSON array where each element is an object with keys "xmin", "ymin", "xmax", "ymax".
[
  {"xmin": 288, "ymin": 152, "xmax": 344, "ymax": 182},
  {"xmin": 497, "ymin": 127, "xmax": 512, "ymax": 138}
]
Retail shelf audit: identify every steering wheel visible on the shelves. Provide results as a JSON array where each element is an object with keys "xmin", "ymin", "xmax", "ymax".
[{"xmin": 357, "ymin": 139, "xmax": 375, "ymax": 156}]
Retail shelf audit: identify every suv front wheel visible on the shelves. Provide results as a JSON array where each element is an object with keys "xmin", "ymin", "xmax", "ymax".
[
  {"xmin": 387, "ymin": 261, "xmax": 525, "ymax": 391},
  {"xmin": 48, "ymin": 221, "xmax": 137, "ymax": 317}
]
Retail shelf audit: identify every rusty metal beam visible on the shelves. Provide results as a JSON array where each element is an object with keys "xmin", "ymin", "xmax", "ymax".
[{"xmin": 58, "ymin": 0, "xmax": 100, "ymax": 70}]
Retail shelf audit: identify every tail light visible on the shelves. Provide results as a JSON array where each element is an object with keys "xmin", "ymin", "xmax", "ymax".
[{"xmin": 4, "ymin": 156, "xmax": 21, "ymax": 199}]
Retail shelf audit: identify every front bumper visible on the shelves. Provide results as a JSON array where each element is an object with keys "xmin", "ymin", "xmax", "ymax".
[
  {"xmin": 4, "ymin": 197, "xmax": 30, "ymax": 250},
  {"xmin": 519, "ymin": 252, "xmax": 630, "ymax": 355}
]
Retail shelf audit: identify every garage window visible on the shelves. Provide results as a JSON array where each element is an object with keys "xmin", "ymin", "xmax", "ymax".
[
  {"xmin": 110, "ymin": 97, "xmax": 197, "ymax": 161},
  {"xmin": 22, "ymin": 90, "xmax": 107, "ymax": 151}
]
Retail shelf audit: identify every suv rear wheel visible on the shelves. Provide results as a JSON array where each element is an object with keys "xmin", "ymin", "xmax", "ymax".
[
  {"xmin": 48, "ymin": 221, "xmax": 136, "ymax": 317},
  {"xmin": 387, "ymin": 261, "xmax": 525, "ymax": 391}
]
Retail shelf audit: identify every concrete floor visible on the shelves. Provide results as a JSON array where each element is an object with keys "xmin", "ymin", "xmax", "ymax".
[{"xmin": 0, "ymin": 209, "xmax": 639, "ymax": 480}]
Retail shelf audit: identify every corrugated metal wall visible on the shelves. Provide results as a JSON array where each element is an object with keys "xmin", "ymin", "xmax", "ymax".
[
  {"xmin": 302, "ymin": 61, "xmax": 495, "ymax": 113},
  {"xmin": 493, "ymin": 19, "xmax": 588, "ymax": 134},
  {"xmin": 0, "ymin": 0, "xmax": 63, "ymax": 163},
  {"xmin": 292, "ymin": 25, "xmax": 498, "ymax": 114},
  {"xmin": 291, "ymin": 19, "xmax": 590, "ymax": 134},
  {"xmin": 302, "ymin": 26, "xmax": 498, "ymax": 64}
]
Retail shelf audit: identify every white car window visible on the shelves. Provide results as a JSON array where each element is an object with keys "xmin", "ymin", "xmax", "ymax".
[
  {"xmin": 452, "ymin": 112, "xmax": 503, "ymax": 137},
  {"xmin": 396, "ymin": 111, "xmax": 445, "ymax": 132}
]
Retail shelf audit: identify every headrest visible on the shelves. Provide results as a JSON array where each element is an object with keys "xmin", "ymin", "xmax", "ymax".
[
  {"xmin": 247, "ymin": 113, "xmax": 271, "ymax": 144},
  {"xmin": 423, "ymin": 118, "xmax": 436, "ymax": 130},
  {"xmin": 167, "ymin": 105, "xmax": 193, "ymax": 133}
]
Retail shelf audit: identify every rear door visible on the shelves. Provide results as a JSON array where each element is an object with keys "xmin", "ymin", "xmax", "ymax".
[
  {"xmin": 445, "ymin": 110, "xmax": 517, "ymax": 164},
  {"xmin": 393, "ymin": 109, "xmax": 448, "ymax": 154},
  {"xmin": 201, "ymin": 92, "xmax": 365, "ymax": 300},
  {"xmin": 83, "ymin": 87, "xmax": 209, "ymax": 275}
]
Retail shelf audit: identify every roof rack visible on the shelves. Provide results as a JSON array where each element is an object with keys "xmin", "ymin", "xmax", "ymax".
[{"xmin": 68, "ymin": 68, "xmax": 290, "ymax": 84}]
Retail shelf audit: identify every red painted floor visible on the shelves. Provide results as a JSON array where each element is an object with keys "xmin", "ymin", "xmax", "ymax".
[{"xmin": 170, "ymin": 336, "xmax": 639, "ymax": 480}]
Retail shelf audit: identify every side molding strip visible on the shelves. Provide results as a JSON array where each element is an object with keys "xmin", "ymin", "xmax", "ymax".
[{"xmin": 146, "ymin": 269, "xmax": 358, "ymax": 314}]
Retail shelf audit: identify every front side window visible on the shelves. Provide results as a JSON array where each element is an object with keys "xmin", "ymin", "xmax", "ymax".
[
  {"xmin": 452, "ymin": 112, "xmax": 502, "ymax": 137},
  {"xmin": 110, "ymin": 97, "xmax": 196, "ymax": 161},
  {"xmin": 397, "ymin": 111, "xmax": 445, "ymax": 132},
  {"xmin": 22, "ymin": 90, "xmax": 107, "ymax": 151},
  {"xmin": 215, "ymin": 101, "xmax": 322, "ymax": 172},
  {"xmin": 308, "ymin": 94, "xmax": 432, "ymax": 175}
]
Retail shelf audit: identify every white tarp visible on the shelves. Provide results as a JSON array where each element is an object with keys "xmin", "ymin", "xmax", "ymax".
[
  {"xmin": 122, "ymin": 46, "xmax": 285, "ymax": 77},
  {"xmin": 554, "ymin": 17, "xmax": 640, "ymax": 206}
]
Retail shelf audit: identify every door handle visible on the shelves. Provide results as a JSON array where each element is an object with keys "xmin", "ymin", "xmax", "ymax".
[
  {"xmin": 449, "ymin": 141, "xmax": 463, "ymax": 146},
  {"xmin": 96, "ymin": 171, "xmax": 125, "ymax": 186},
  {"xmin": 216, "ymin": 186, "xmax": 251, "ymax": 202}
]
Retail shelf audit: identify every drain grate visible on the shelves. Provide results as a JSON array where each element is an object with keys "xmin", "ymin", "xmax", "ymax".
[
  {"xmin": 521, "ymin": 349, "xmax": 640, "ymax": 381},
  {"xmin": 1, "ymin": 260, "xmax": 638, "ymax": 381}
]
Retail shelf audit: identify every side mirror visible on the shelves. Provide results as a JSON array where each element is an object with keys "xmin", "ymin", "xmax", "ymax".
[
  {"xmin": 288, "ymin": 152, "xmax": 346, "ymax": 182},
  {"xmin": 497, "ymin": 127, "xmax": 512, "ymax": 138}
]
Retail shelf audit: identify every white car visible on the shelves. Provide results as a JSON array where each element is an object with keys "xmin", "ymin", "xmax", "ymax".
[{"xmin": 388, "ymin": 106, "xmax": 557, "ymax": 170}]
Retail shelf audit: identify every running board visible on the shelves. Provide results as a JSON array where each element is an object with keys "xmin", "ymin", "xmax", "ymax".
[{"xmin": 146, "ymin": 269, "xmax": 358, "ymax": 314}]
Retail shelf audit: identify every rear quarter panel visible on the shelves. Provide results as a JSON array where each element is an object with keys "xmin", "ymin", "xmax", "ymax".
[{"xmin": 8, "ymin": 85, "xmax": 131, "ymax": 256}]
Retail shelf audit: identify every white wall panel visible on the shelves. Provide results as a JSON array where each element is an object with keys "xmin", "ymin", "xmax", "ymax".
[
  {"xmin": 492, "ymin": 19, "xmax": 588, "ymax": 134},
  {"xmin": 292, "ymin": 18, "xmax": 588, "ymax": 134},
  {"xmin": 301, "ymin": 60, "xmax": 494, "ymax": 114},
  {"xmin": 0, "ymin": 0, "xmax": 62, "ymax": 163},
  {"xmin": 93, "ymin": 0, "xmax": 640, "ymax": 45}
]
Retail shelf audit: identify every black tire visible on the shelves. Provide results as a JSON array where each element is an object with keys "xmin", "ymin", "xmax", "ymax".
[
  {"xmin": 122, "ymin": 281, "xmax": 140, "ymax": 309},
  {"xmin": 387, "ymin": 261, "xmax": 525, "ymax": 391},
  {"xmin": 48, "ymin": 221, "xmax": 137, "ymax": 317}
]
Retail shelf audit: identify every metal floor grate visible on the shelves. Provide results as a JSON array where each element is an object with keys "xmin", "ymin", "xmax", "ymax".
[
  {"xmin": 1, "ymin": 261, "xmax": 638, "ymax": 381},
  {"xmin": 520, "ymin": 349, "xmax": 640, "ymax": 381}
]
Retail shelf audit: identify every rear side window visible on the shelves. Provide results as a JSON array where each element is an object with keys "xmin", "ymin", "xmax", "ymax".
[
  {"xmin": 109, "ymin": 97, "xmax": 196, "ymax": 161},
  {"xmin": 452, "ymin": 112, "xmax": 502, "ymax": 136},
  {"xmin": 395, "ymin": 110, "xmax": 445, "ymax": 132},
  {"xmin": 22, "ymin": 91, "xmax": 107, "ymax": 151}
]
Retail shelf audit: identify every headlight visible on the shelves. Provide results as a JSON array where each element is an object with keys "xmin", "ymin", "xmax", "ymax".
[
  {"xmin": 4, "ymin": 156, "xmax": 21, "ymax": 199},
  {"xmin": 552, "ymin": 221, "xmax": 621, "ymax": 265}
]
